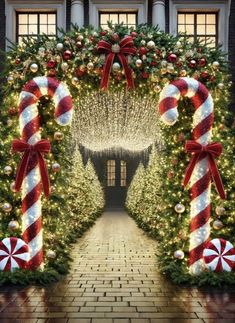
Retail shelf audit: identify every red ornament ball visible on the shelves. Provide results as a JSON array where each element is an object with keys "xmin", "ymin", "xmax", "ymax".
[
  {"xmin": 131, "ymin": 31, "xmax": 138, "ymax": 38},
  {"xmin": 167, "ymin": 53, "xmax": 177, "ymax": 63},
  {"xmin": 47, "ymin": 60, "xmax": 57, "ymax": 69},
  {"xmin": 15, "ymin": 58, "xmax": 21, "ymax": 64},
  {"xmin": 200, "ymin": 71, "xmax": 209, "ymax": 79},
  {"xmin": 139, "ymin": 47, "xmax": 147, "ymax": 56},
  {"xmin": 100, "ymin": 30, "xmax": 107, "ymax": 36},
  {"xmin": 141, "ymin": 71, "xmax": 149, "ymax": 79},
  {"xmin": 48, "ymin": 69, "xmax": 56, "ymax": 77},
  {"xmin": 199, "ymin": 58, "xmax": 207, "ymax": 67},
  {"xmin": 189, "ymin": 60, "xmax": 197, "ymax": 68},
  {"xmin": 75, "ymin": 67, "xmax": 86, "ymax": 77},
  {"xmin": 63, "ymin": 50, "xmax": 72, "ymax": 60}
]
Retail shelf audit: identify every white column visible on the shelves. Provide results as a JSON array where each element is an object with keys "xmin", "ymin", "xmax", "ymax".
[
  {"xmin": 71, "ymin": 0, "xmax": 84, "ymax": 27},
  {"xmin": 152, "ymin": 0, "xmax": 166, "ymax": 31}
]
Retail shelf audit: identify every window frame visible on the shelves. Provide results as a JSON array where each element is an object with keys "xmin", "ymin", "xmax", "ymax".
[
  {"xmin": 5, "ymin": 0, "xmax": 66, "ymax": 50},
  {"xmin": 89, "ymin": 0, "xmax": 147, "ymax": 28},
  {"xmin": 99, "ymin": 10, "xmax": 138, "ymax": 28},
  {"xmin": 16, "ymin": 11, "xmax": 57, "ymax": 44},
  {"xmin": 177, "ymin": 11, "xmax": 219, "ymax": 46},
  {"xmin": 107, "ymin": 160, "xmax": 116, "ymax": 187},
  {"xmin": 169, "ymin": 0, "xmax": 230, "ymax": 51}
]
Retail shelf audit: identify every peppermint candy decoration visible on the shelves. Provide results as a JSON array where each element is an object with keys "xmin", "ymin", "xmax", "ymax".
[
  {"xmin": 0, "ymin": 237, "xmax": 29, "ymax": 271},
  {"xmin": 203, "ymin": 238, "xmax": 235, "ymax": 272}
]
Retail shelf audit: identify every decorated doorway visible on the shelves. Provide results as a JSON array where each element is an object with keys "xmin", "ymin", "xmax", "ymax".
[{"xmin": 0, "ymin": 23, "xmax": 234, "ymax": 286}]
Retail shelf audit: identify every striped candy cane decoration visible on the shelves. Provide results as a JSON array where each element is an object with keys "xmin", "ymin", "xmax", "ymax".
[
  {"xmin": 16, "ymin": 76, "xmax": 73, "ymax": 269},
  {"xmin": 159, "ymin": 77, "xmax": 225, "ymax": 275}
]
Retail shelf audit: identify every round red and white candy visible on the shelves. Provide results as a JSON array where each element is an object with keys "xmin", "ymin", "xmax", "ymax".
[
  {"xmin": 203, "ymin": 238, "xmax": 235, "ymax": 272},
  {"xmin": 0, "ymin": 237, "xmax": 29, "ymax": 271}
]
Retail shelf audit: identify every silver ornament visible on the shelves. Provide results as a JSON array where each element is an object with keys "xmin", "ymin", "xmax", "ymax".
[
  {"xmin": 7, "ymin": 75, "xmax": 14, "ymax": 84},
  {"xmin": 212, "ymin": 61, "xmax": 220, "ymax": 69},
  {"xmin": 61, "ymin": 62, "xmax": 69, "ymax": 71},
  {"xmin": 112, "ymin": 62, "xmax": 121, "ymax": 71},
  {"xmin": 54, "ymin": 131, "xmax": 64, "ymax": 141},
  {"xmin": 56, "ymin": 43, "xmax": 64, "ymax": 51},
  {"xmin": 147, "ymin": 40, "xmax": 155, "ymax": 49},
  {"xmin": 87, "ymin": 62, "xmax": 94, "ymax": 70},
  {"xmin": 135, "ymin": 59, "xmax": 143, "ymax": 68},
  {"xmin": 2, "ymin": 202, "xmax": 12, "ymax": 213},
  {"xmin": 174, "ymin": 203, "xmax": 185, "ymax": 214},
  {"xmin": 72, "ymin": 77, "xmax": 79, "ymax": 85},
  {"xmin": 8, "ymin": 220, "xmax": 20, "ymax": 231},
  {"xmin": 4, "ymin": 166, "xmax": 13, "ymax": 176},
  {"xmin": 52, "ymin": 163, "xmax": 61, "ymax": 172},
  {"xmin": 30, "ymin": 63, "xmax": 39, "ymax": 73},
  {"xmin": 213, "ymin": 220, "xmax": 224, "ymax": 230},
  {"xmin": 10, "ymin": 182, "xmax": 17, "ymax": 193},
  {"xmin": 218, "ymin": 83, "xmax": 224, "ymax": 90},
  {"xmin": 174, "ymin": 250, "xmax": 184, "ymax": 259},
  {"xmin": 215, "ymin": 206, "xmax": 225, "ymax": 216},
  {"xmin": 47, "ymin": 250, "xmax": 56, "ymax": 259}
]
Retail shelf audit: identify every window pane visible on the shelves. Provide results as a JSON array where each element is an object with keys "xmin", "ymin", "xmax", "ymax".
[
  {"xmin": 185, "ymin": 25, "xmax": 194, "ymax": 34},
  {"xmin": 107, "ymin": 160, "xmax": 115, "ymax": 187},
  {"xmin": 109, "ymin": 14, "xmax": 118, "ymax": 24},
  {"xmin": 197, "ymin": 25, "xmax": 206, "ymax": 35},
  {"xmin": 178, "ymin": 25, "xmax": 185, "ymax": 33},
  {"xmin": 28, "ymin": 25, "xmax": 38, "ymax": 34},
  {"xmin": 119, "ymin": 14, "xmax": 127, "ymax": 24},
  {"xmin": 18, "ymin": 25, "xmax": 28, "ymax": 34},
  {"xmin": 48, "ymin": 14, "xmax": 56, "ymax": 24},
  {"xmin": 207, "ymin": 14, "xmax": 216, "ymax": 24},
  {"xmin": 48, "ymin": 25, "xmax": 56, "ymax": 34},
  {"xmin": 206, "ymin": 25, "xmax": 216, "ymax": 35},
  {"xmin": 18, "ymin": 14, "xmax": 28, "ymax": 24},
  {"xmin": 28, "ymin": 14, "xmax": 38, "ymax": 24},
  {"xmin": 197, "ymin": 14, "xmax": 205, "ymax": 24},
  {"xmin": 40, "ymin": 25, "xmax": 48, "ymax": 34},
  {"xmin": 128, "ymin": 14, "xmax": 136, "ymax": 25},
  {"xmin": 40, "ymin": 14, "xmax": 48, "ymax": 24},
  {"xmin": 100, "ymin": 14, "xmax": 109, "ymax": 24},
  {"xmin": 178, "ymin": 14, "xmax": 185, "ymax": 24},
  {"xmin": 185, "ymin": 14, "xmax": 194, "ymax": 24},
  {"xmin": 120, "ymin": 160, "xmax": 126, "ymax": 187}
]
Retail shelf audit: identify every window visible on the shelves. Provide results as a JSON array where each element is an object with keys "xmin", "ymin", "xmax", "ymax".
[
  {"xmin": 107, "ymin": 160, "xmax": 116, "ymax": 187},
  {"xmin": 120, "ymin": 160, "xmax": 126, "ymax": 187},
  {"xmin": 16, "ymin": 12, "xmax": 57, "ymax": 44},
  {"xmin": 99, "ymin": 12, "xmax": 137, "ymax": 29},
  {"xmin": 177, "ymin": 12, "xmax": 218, "ymax": 47}
]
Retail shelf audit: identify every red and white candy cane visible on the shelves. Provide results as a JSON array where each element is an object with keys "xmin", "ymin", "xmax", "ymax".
[
  {"xmin": 159, "ymin": 77, "xmax": 225, "ymax": 275},
  {"xmin": 12, "ymin": 76, "xmax": 73, "ymax": 270}
]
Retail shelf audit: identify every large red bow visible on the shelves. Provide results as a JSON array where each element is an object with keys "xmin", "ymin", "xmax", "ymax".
[
  {"xmin": 12, "ymin": 139, "xmax": 51, "ymax": 197},
  {"xmin": 184, "ymin": 140, "xmax": 226, "ymax": 199},
  {"xmin": 97, "ymin": 36, "xmax": 136, "ymax": 90}
]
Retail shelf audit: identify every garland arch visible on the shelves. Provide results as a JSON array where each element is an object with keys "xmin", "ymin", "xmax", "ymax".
[{"xmin": 1, "ymin": 24, "xmax": 234, "ymax": 284}]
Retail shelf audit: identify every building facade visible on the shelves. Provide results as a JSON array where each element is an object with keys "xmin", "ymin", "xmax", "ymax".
[{"xmin": 0, "ymin": 0, "xmax": 234, "ymax": 206}]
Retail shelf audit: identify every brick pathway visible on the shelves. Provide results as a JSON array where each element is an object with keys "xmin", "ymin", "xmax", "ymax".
[{"xmin": 0, "ymin": 210, "xmax": 235, "ymax": 323}]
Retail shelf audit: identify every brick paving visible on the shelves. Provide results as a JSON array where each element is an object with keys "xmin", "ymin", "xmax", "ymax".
[{"xmin": 0, "ymin": 210, "xmax": 235, "ymax": 323}]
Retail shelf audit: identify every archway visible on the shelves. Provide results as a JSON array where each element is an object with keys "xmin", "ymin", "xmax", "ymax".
[{"xmin": 0, "ymin": 24, "xmax": 234, "ymax": 285}]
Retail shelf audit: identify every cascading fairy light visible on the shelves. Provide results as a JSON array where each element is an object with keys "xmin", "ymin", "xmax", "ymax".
[{"xmin": 72, "ymin": 90, "xmax": 163, "ymax": 152}]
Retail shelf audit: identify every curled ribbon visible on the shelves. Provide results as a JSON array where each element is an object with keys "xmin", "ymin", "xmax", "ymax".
[
  {"xmin": 97, "ymin": 36, "xmax": 136, "ymax": 90},
  {"xmin": 12, "ymin": 139, "xmax": 51, "ymax": 197},
  {"xmin": 184, "ymin": 140, "xmax": 226, "ymax": 199}
]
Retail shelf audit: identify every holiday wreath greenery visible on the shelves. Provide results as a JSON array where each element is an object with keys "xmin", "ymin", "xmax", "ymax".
[{"xmin": 0, "ymin": 23, "xmax": 234, "ymax": 285}]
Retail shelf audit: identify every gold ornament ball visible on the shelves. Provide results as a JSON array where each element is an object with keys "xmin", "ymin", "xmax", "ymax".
[
  {"xmin": 174, "ymin": 250, "xmax": 184, "ymax": 259},
  {"xmin": 87, "ymin": 62, "xmax": 94, "ymax": 70},
  {"xmin": 215, "ymin": 206, "xmax": 225, "ymax": 216},
  {"xmin": 174, "ymin": 203, "xmax": 185, "ymax": 214},
  {"xmin": 77, "ymin": 34, "xmax": 84, "ymax": 41},
  {"xmin": 52, "ymin": 162, "xmax": 61, "ymax": 173},
  {"xmin": 8, "ymin": 220, "xmax": 20, "ymax": 231},
  {"xmin": 54, "ymin": 131, "xmax": 64, "ymax": 141},
  {"xmin": 212, "ymin": 61, "xmax": 220, "ymax": 69},
  {"xmin": 154, "ymin": 85, "xmax": 161, "ymax": 93},
  {"xmin": 135, "ymin": 59, "xmax": 143, "ymax": 68},
  {"xmin": 112, "ymin": 62, "xmax": 121, "ymax": 71},
  {"xmin": 56, "ymin": 43, "xmax": 64, "ymax": 51},
  {"xmin": 61, "ymin": 62, "xmax": 69, "ymax": 71},
  {"xmin": 30, "ymin": 63, "xmax": 39, "ymax": 73},
  {"xmin": 2, "ymin": 202, "xmax": 12, "ymax": 213},
  {"xmin": 218, "ymin": 83, "xmax": 224, "ymax": 90},
  {"xmin": 4, "ymin": 166, "xmax": 13, "ymax": 176},
  {"xmin": 10, "ymin": 182, "xmax": 17, "ymax": 193},
  {"xmin": 47, "ymin": 250, "xmax": 56, "ymax": 259},
  {"xmin": 213, "ymin": 220, "xmax": 224, "ymax": 230},
  {"xmin": 72, "ymin": 77, "xmax": 79, "ymax": 85},
  {"xmin": 167, "ymin": 64, "xmax": 174, "ymax": 74},
  {"xmin": 147, "ymin": 40, "xmax": 155, "ymax": 49},
  {"xmin": 179, "ymin": 69, "xmax": 187, "ymax": 77},
  {"xmin": 7, "ymin": 75, "xmax": 14, "ymax": 84}
]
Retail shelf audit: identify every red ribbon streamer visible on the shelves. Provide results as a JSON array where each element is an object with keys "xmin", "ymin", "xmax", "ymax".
[
  {"xmin": 184, "ymin": 140, "xmax": 226, "ymax": 199},
  {"xmin": 97, "ymin": 36, "xmax": 136, "ymax": 90},
  {"xmin": 12, "ymin": 139, "xmax": 51, "ymax": 197}
]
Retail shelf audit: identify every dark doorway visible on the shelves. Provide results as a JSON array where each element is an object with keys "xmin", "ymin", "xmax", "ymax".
[{"xmin": 80, "ymin": 146, "xmax": 150, "ymax": 207}]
